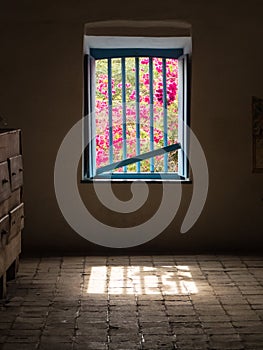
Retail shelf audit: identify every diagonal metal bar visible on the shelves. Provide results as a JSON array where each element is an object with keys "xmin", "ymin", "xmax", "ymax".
[{"xmin": 96, "ymin": 142, "xmax": 181, "ymax": 175}]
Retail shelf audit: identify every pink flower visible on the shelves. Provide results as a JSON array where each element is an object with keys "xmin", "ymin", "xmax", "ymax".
[
  {"xmin": 144, "ymin": 96, "xmax": 150, "ymax": 103},
  {"xmin": 129, "ymin": 90, "xmax": 136, "ymax": 101},
  {"xmin": 140, "ymin": 58, "xmax": 149, "ymax": 65}
]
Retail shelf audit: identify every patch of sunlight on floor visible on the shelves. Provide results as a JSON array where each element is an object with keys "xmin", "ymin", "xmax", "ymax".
[{"xmin": 86, "ymin": 265, "xmax": 198, "ymax": 295}]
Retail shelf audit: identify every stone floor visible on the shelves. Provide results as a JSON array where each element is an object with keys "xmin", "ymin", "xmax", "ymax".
[{"xmin": 0, "ymin": 255, "xmax": 263, "ymax": 350}]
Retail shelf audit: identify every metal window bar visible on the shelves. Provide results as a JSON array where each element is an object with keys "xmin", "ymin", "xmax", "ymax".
[
  {"xmin": 162, "ymin": 58, "xmax": 168, "ymax": 172},
  {"xmin": 149, "ymin": 57, "xmax": 154, "ymax": 172},
  {"xmin": 108, "ymin": 58, "xmax": 113, "ymax": 164},
  {"xmin": 121, "ymin": 58, "xmax": 127, "ymax": 172},
  {"xmin": 135, "ymin": 57, "xmax": 140, "ymax": 172},
  {"xmin": 96, "ymin": 142, "xmax": 181, "ymax": 175},
  {"xmin": 89, "ymin": 55, "xmax": 96, "ymax": 178}
]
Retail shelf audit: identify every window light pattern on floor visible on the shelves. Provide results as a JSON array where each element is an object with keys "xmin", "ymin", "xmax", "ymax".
[{"xmin": 86, "ymin": 265, "xmax": 198, "ymax": 295}]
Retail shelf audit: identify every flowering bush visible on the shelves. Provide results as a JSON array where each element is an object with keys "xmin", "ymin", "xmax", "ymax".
[{"xmin": 95, "ymin": 57, "xmax": 179, "ymax": 172}]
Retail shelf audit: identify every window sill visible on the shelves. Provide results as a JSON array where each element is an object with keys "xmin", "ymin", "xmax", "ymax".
[{"xmin": 81, "ymin": 177, "xmax": 192, "ymax": 184}]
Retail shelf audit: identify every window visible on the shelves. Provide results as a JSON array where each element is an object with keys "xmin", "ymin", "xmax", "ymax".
[{"xmin": 83, "ymin": 37, "xmax": 190, "ymax": 181}]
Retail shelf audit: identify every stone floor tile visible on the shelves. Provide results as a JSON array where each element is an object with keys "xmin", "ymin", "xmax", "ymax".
[
  {"xmin": 2, "ymin": 344, "xmax": 38, "ymax": 350},
  {"xmin": 74, "ymin": 343, "xmax": 107, "ymax": 350},
  {"xmin": 39, "ymin": 343, "xmax": 72, "ymax": 350}
]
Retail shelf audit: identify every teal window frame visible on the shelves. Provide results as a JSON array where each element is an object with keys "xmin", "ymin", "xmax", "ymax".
[{"xmin": 83, "ymin": 48, "xmax": 190, "ymax": 181}]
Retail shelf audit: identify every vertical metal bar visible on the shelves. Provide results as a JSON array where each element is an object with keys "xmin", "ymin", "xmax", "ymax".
[
  {"xmin": 108, "ymin": 58, "xmax": 113, "ymax": 165},
  {"xmin": 183, "ymin": 55, "xmax": 189, "ymax": 178},
  {"xmin": 162, "ymin": 58, "xmax": 168, "ymax": 172},
  {"xmin": 121, "ymin": 58, "xmax": 127, "ymax": 172},
  {"xmin": 135, "ymin": 57, "xmax": 140, "ymax": 172},
  {"xmin": 89, "ymin": 56, "xmax": 96, "ymax": 178},
  {"xmin": 149, "ymin": 57, "xmax": 154, "ymax": 173},
  {"xmin": 83, "ymin": 55, "xmax": 89, "ymax": 178},
  {"xmin": 177, "ymin": 56, "xmax": 184, "ymax": 177}
]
